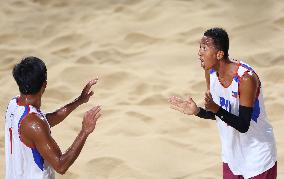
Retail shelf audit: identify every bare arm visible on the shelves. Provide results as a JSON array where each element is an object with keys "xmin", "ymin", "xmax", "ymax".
[
  {"xmin": 21, "ymin": 106, "xmax": 101, "ymax": 174},
  {"xmin": 46, "ymin": 78, "xmax": 98, "ymax": 127},
  {"xmin": 238, "ymin": 72, "xmax": 258, "ymax": 107}
]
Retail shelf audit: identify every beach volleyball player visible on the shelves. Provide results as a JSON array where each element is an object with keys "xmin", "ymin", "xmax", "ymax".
[
  {"xmin": 5, "ymin": 56, "xmax": 101, "ymax": 179},
  {"xmin": 168, "ymin": 28, "xmax": 277, "ymax": 179}
]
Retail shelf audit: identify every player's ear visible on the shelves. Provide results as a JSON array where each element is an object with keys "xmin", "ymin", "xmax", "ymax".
[
  {"xmin": 217, "ymin": 51, "xmax": 224, "ymax": 60},
  {"xmin": 41, "ymin": 81, "xmax": 47, "ymax": 94},
  {"xmin": 43, "ymin": 81, "xmax": 47, "ymax": 88}
]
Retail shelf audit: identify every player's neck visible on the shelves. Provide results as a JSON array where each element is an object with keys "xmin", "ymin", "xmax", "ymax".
[
  {"xmin": 18, "ymin": 94, "xmax": 41, "ymax": 109},
  {"xmin": 214, "ymin": 58, "xmax": 231, "ymax": 75}
]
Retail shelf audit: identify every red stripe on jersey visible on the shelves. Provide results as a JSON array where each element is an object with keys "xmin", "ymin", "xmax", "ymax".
[{"xmin": 9, "ymin": 127, "xmax": 12, "ymax": 155}]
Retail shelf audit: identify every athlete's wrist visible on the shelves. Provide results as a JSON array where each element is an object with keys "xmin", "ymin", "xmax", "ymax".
[
  {"xmin": 194, "ymin": 107, "xmax": 201, "ymax": 116},
  {"xmin": 74, "ymin": 96, "xmax": 85, "ymax": 107},
  {"xmin": 80, "ymin": 129, "xmax": 90, "ymax": 138},
  {"xmin": 212, "ymin": 104, "xmax": 220, "ymax": 113}
]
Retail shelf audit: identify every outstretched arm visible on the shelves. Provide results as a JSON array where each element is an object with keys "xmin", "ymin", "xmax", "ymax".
[
  {"xmin": 168, "ymin": 96, "xmax": 215, "ymax": 119},
  {"xmin": 168, "ymin": 68, "xmax": 211, "ymax": 117},
  {"xmin": 168, "ymin": 96, "xmax": 199, "ymax": 115},
  {"xmin": 46, "ymin": 78, "xmax": 98, "ymax": 127},
  {"xmin": 20, "ymin": 106, "xmax": 101, "ymax": 175}
]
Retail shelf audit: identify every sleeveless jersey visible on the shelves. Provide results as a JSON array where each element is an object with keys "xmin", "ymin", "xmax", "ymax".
[
  {"xmin": 210, "ymin": 62, "xmax": 277, "ymax": 178},
  {"xmin": 5, "ymin": 97, "xmax": 55, "ymax": 179}
]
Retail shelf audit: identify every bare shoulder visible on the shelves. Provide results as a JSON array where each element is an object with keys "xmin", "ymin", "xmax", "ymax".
[
  {"xmin": 20, "ymin": 113, "xmax": 50, "ymax": 147},
  {"xmin": 239, "ymin": 70, "xmax": 259, "ymax": 106},
  {"xmin": 239, "ymin": 71, "xmax": 258, "ymax": 90}
]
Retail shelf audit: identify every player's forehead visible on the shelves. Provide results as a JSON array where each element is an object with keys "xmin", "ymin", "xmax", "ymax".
[{"xmin": 200, "ymin": 36, "xmax": 215, "ymax": 46}]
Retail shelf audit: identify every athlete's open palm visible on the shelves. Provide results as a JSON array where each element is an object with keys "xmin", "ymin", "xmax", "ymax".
[
  {"xmin": 82, "ymin": 106, "xmax": 101, "ymax": 135},
  {"xmin": 168, "ymin": 96, "xmax": 198, "ymax": 115}
]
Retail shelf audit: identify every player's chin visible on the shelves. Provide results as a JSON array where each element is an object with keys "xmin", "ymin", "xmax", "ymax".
[
  {"xmin": 201, "ymin": 64, "xmax": 208, "ymax": 70},
  {"xmin": 203, "ymin": 64, "xmax": 212, "ymax": 71}
]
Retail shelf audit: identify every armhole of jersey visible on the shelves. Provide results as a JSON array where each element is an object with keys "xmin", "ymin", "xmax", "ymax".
[
  {"xmin": 18, "ymin": 111, "xmax": 36, "ymax": 149},
  {"xmin": 39, "ymin": 110, "xmax": 51, "ymax": 130}
]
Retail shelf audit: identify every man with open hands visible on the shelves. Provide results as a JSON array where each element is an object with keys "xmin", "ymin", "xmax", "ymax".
[{"xmin": 5, "ymin": 56, "xmax": 102, "ymax": 179}]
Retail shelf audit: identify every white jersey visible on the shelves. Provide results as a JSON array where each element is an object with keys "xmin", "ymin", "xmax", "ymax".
[
  {"xmin": 210, "ymin": 62, "xmax": 277, "ymax": 178},
  {"xmin": 5, "ymin": 97, "xmax": 55, "ymax": 179}
]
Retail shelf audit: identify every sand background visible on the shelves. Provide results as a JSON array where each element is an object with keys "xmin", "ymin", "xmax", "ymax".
[{"xmin": 0, "ymin": 0, "xmax": 283, "ymax": 178}]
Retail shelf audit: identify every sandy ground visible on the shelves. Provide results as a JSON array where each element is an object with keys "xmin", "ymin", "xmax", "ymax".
[{"xmin": 0, "ymin": 0, "xmax": 283, "ymax": 178}]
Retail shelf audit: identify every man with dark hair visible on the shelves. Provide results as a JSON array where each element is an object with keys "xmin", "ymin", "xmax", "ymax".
[
  {"xmin": 169, "ymin": 28, "xmax": 277, "ymax": 178},
  {"xmin": 5, "ymin": 56, "xmax": 102, "ymax": 179},
  {"xmin": 204, "ymin": 28, "xmax": 229, "ymax": 59}
]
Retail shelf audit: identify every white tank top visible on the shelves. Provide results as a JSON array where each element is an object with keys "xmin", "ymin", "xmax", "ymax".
[
  {"xmin": 5, "ymin": 97, "xmax": 55, "ymax": 179},
  {"xmin": 210, "ymin": 62, "xmax": 277, "ymax": 178}
]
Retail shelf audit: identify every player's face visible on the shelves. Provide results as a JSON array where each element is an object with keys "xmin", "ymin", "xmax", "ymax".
[{"xmin": 198, "ymin": 36, "xmax": 218, "ymax": 70}]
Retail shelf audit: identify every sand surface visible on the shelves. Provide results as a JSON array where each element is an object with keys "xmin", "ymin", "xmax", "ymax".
[{"xmin": 0, "ymin": 0, "xmax": 283, "ymax": 178}]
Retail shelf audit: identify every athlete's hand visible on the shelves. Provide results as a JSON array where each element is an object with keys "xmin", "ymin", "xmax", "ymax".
[
  {"xmin": 82, "ymin": 106, "xmax": 101, "ymax": 135},
  {"xmin": 204, "ymin": 91, "xmax": 219, "ymax": 113},
  {"xmin": 78, "ymin": 78, "xmax": 98, "ymax": 104},
  {"xmin": 168, "ymin": 96, "xmax": 199, "ymax": 115}
]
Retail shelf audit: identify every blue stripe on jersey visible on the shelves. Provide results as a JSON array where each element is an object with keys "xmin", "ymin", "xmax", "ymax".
[
  {"xmin": 252, "ymin": 99, "xmax": 260, "ymax": 123},
  {"xmin": 17, "ymin": 105, "xmax": 29, "ymax": 128},
  {"xmin": 241, "ymin": 63, "xmax": 254, "ymax": 72},
  {"xmin": 32, "ymin": 148, "xmax": 44, "ymax": 171},
  {"xmin": 210, "ymin": 68, "xmax": 215, "ymax": 74},
  {"xmin": 233, "ymin": 75, "xmax": 240, "ymax": 83}
]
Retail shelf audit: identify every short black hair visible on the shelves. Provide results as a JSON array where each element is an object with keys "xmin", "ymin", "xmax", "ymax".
[
  {"xmin": 204, "ymin": 27, "xmax": 229, "ymax": 59},
  {"xmin": 13, "ymin": 56, "xmax": 47, "ymax": 95}
]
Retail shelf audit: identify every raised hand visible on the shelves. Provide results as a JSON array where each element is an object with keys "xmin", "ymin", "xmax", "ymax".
[
  {"xmin": 82, "ymin": 106, "xmax": 102, "ymax": 135},
  {"xmin": 204, "ymin": 90, "xmax": 219, "ymax": 113},
  {"xmin": 168, "ymin": 96, "xmax": 199, "ymax": 115},
  {"xmin": 78, "ymin": 78, "xmax": 98, "ymax": 104}
]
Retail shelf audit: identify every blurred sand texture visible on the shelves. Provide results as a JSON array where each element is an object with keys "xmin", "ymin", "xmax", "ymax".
[{"xmin": 0, "ymin": 0, "xmax": 283, "ymax": 178}]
